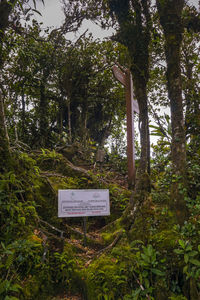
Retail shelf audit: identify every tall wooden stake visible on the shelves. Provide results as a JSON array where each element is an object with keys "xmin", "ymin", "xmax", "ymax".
[
  {"xmin": 83, "ymin": 217, "xmax": 87, "ymax": 246},
  {"xmin": 112, "ymin": 66, "xmax": 139, "ymax": 186}
]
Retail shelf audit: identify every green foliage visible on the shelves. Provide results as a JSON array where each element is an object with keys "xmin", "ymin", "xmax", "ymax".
[
  {"xmin": 85, "ymin": 254, "xmax": 129, "ymax": 300},
  {"xmin": 0, "ymin": 280, "xmax": 21, "ymax": 300},
  {"xmin": 174, "ymin": 240, "xmax": 200, "ymax": 282},
  {"xmin": 108, "ymin": 184, "xmax": 131, "ymax": 214},
  {"xmin": 0, "ymin": 174, "xmax": 37, "ymax": 243},
  {"xmin": 0, "ymin": 239, "xmax": 42, "ymax": 299},
  {"xmin": 169, "ymin": 296, "xmax": 187, "ymax": 300},
  {"xmin": 36, "ymin": 149, "xmax": 63, "ymax": 169},
  {"xmin": 52, "ymin": 250, "xmax": 78, "ymax": 286},
  {"xmin": 124, "ymin": 244, "xmax": 166, "ymax": 299}
]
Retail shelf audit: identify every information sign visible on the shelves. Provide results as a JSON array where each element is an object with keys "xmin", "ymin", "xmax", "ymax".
[{"xmin": 58, "ymin": 189, "xmax": 110, "ymax": 218}]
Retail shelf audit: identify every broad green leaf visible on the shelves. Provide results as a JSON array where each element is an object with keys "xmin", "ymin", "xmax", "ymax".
[
  {"xmin": 0, "ymin": 280, "xmax": 7, "ymax": 295},
  {"xmin": 178, "ymin": 239, "xmax": 185, "ymax": 249},
  {"xmin": 190, "ymin": 259, "xmax": 200, "ymax": 266},
  {"xmin": 10, "ymin": 284, "xmax": 21, "ymax": 292},
  {"xmin": 174, "ymin": 249, "xmax": 184, "ymax": 255},
  {"xmin": 144, "ymin": 278, "xmax": 150, "ymax": 288},
  {"xmin": 151, "ymin": 268, "xmax": 165, "ymax": 276},
  {"xmin": 188, "ymin": 251, "xmax": 198, "ymax": 257},
  {"xmin": 184, "ymin": 254, "xmax": 189, "ymax": 264},
  {"xmin": 185, "ymin": 245, "xmax": 192, "ymax": 251}
]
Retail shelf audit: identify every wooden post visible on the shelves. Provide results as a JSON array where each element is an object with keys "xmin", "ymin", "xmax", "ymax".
[
  {"xmin": 112, "ymin": 66, "xmax": 139, "ymax": 186},
  {"xmin": 83, "ymin": 217, "xmax": 87, "ymax": 246},
  {"xmin": 126, "ymin": 70, "xmax": 136, "ymax": 186}
]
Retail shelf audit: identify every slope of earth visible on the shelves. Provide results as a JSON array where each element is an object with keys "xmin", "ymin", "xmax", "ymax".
[{"xmin": 1, "ymin": 148, "xmax": 200, "ymax": 299}]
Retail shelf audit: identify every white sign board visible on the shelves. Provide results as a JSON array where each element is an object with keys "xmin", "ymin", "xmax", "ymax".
[{"xmin": 58, "ymin": 189, "xmax": 110, "ymax": 217}]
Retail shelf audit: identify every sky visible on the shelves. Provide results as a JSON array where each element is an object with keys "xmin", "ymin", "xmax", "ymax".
[
  {"xmin": 29, "ymin": 0, "xmax": 114, "ymax": 40},
  {"xmin": 31, "ymin": 0, "xmax": 199, "ymax": 40}
]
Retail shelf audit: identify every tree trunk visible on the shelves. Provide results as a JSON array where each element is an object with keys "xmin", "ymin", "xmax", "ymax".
[
  {"xmin": 128, "ymin": 0, "xmax": 151, "ymax": 194},
  {"xmin": 108, "ymin": 0, "xmax": 151, "ymax": 194},
  {"xmin": 0, "ymin": 1, "xmax": 15, "ymax": 170},
  {"xmin": 0, "ymin": 0, "xmax": 15, "ymax": 48},
  {"xmin": 57, "ymin": 98, "xmax": 64, "ymax": 138},
  {"xmin": 67, "ymin": 99, "xmax": 72, "ymax": 143},
  {"xmin": 0, "ymin": 92, "xmax": 11, "ymax": 171},
  {"xmin": 21, "ymin": 90, "xmax": 26, "ymax": 140},
  {"xmin": 39, "ymin": 82, "xmax": 49, "ymax": 147},
  {"xmin": 133, "ymin": 79, "xmax": 151, "ymax": 193},
  {"xmin": 183, "ymin": 49, "xmax": 200, "ymax": 152},
  {"xmin": 156, "ymin": 0, "xmax": 188, "ymax": 224}
]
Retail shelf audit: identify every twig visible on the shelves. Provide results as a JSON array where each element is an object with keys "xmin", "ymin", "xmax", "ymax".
[
  {"xmin": 38, "ymin": 218, "xmax": 64, "ymax": 236},
  {"xmin": 38, "ymin": 227, "xmax": 63, "ymax": 240},
  {"xmin": 132, "ymin": 271, "xmax": 151, "ymax": 300},
  {"xmin": 40, "ymin": 171, "xmax": 66, "ymax": 178},
  {"xmin": 38, "ymin": 218, "xmax": 97, "ymax": 243},
  {"xmin": 97, "ymin": 219, "xmax": 117, "ymax": 233}
]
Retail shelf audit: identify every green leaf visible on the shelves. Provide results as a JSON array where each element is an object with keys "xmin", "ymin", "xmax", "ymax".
[
  {"xmin": 144, "ymin": 278, "xmax": 150, "ymax": 288},
  {"xmin": 10, "ymin": 284, "xmax": 21, "ymax": 292},
  {"xmin": 6, "ymin": 254, "xmax": 14, "ymax": 268},
  {"xmin": 141, "ymin": 253, "xmax": 150, "ymax": 264},
  {"xmin": 174, "ymin": 249, "xmax": 184, "ymax": 255},
  {"xmin": 147, "ymin": 245, "xmax": 153, "ymax": 256},
  {"xmin": 1, "ymin": 242, "xmax": 5, "ymax": 250},
  {"xmin": 151, "ymin": 268, "xmax": 165, "ymax": 276},
  {"xmin": 142, "ymin": 270, "xmax": 148, "ymax": 277},
  {"xmin": 185, "ymin": 245, "xmax": 192, "ymax": 251},
  {"xmin": 178, "ymin": 239, "xmax": 185, "ymax": 249},
  {"xmin": 190, "ymin": 259, "xmax": 200, "ymax": 266},
  {"xmin": 184, "ymin": 254, "xmax": 189, "ymax": 264},
  {"xmin": 188, "ymin": 251, "xmax": 198, "ymax": 257},
  {"xmin": 0, "ymin": 280, "xmax": 7, "ymax": 295}
]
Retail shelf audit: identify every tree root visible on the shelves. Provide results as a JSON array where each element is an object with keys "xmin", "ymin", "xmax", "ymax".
[
  {"xmin": 40, "ymin": 171, "xmax": 66, "ymax": 178},
  {"xmin": 38, "ymin": 218, "xmax": 101, "ymax": 246},
  {"xmin": 85, "ymin": 229, "xmax": 124, "ymax": 266}
]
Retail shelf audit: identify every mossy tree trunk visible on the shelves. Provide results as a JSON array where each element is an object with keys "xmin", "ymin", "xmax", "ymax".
[
  {"xmin": 0, "ymin": 92, "xmax": 11, "ymax": 171},
  {"xmin": 182, "ymin": 37, "xmax": 200, "ymax": 152},
  {"xmin": 108, "ymin": 0, "xmax": 151, "ymax": 194},
  {"xmin": 39, "ymin": 81, "xmax": 49, "ymax": 147},
  {"xmin": 0, "ymin": 0, "xmax": 15, "ymax": 171},
  {"xmin": 156, "ymin": 0, "xmax": 188, "ymax": 224}
]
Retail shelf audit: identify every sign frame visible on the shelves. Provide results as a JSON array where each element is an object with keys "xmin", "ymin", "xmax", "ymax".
[{"xmin": 58, "ymin": 189, "xmax": 110, "ymax": 218}]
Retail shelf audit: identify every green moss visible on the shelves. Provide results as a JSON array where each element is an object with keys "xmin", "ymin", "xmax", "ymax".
[
  {"xmin": 151, "ymin": 229, "xmax": 179, "ymax": 249},
  {"xmin": 101, "ymin": 229, "xmax": 124, "ymax": 245},
  {"xmin": 85, "ymin": 254, "xmax": 130, "ymax": 300}
]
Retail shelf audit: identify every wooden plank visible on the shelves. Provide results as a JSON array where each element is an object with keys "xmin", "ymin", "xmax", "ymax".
[
  {"xmin": 112, "ymin": 65, "xmax": 140, "ymax": 186},
  {"xmin": 126, "ymin": 70, "xmax": 136, "ymax": 186},
  {"xmin": 112, "ymin": 65, "xmax": 126, "ymax": 86}
]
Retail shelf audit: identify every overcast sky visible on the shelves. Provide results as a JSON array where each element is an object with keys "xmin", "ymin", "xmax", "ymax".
[
  {"xmin": 30, "ymin": 0, "xmax": 114, "ymax": 40},
  {"xmin": 30, "ymin": 0, "xmax": 199, "ymax": 40}
]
